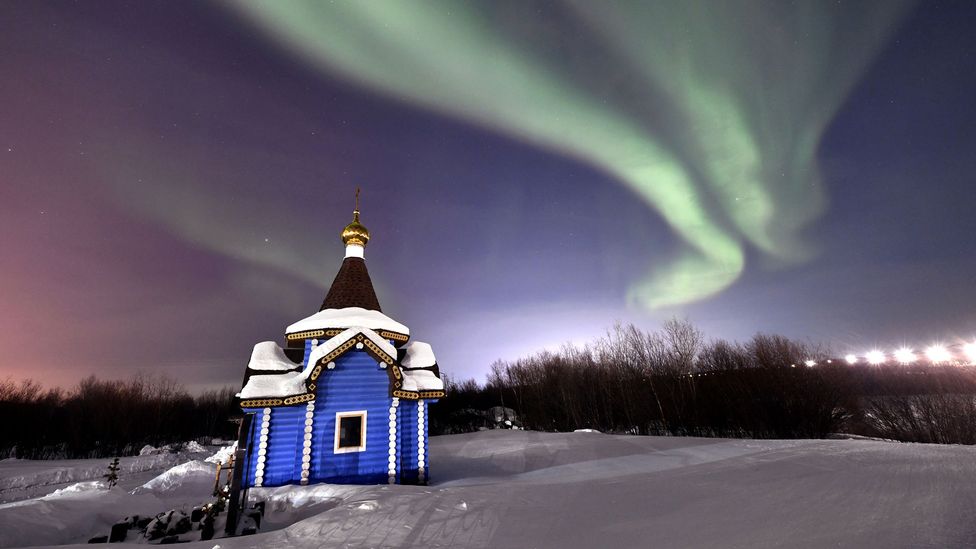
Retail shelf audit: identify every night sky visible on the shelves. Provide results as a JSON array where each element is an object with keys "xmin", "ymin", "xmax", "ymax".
[{"xmin": 2, "ymin": 1, "xmax": 975, "ymax": 390}]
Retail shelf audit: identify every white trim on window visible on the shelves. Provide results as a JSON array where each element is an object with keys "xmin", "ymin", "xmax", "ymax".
[{"xmin": 334, "ymin": 410, "xmax": 367, "ymax": 454}]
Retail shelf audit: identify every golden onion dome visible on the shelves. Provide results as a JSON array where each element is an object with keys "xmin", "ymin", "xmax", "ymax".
[
  {"xmin": 341, "ymin": 209, "xmax": 370, "ymax": 247},
  {"xmin": 341, "ymin": 188, "xmax": 370, "ymax": 247}
]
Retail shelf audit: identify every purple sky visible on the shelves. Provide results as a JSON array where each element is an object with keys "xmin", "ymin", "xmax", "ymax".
[{"xmin": 1, "ymin": 2, "xmax": 975, "ymax": 391}]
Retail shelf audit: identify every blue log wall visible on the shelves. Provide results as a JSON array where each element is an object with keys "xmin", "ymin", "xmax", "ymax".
[
  {"xmin": 241, "ymin": 412, "xmax": 257, "ymax": 488},
  {"xmin": 308, "ymin": 350, "xmax": 392, "ymax": 484},
  {"xmin": 240, "ymin": 343, "xmax": 436, "ymax": 487},
  {"xmin": 398, "ymin": 399, "xmax": 419, "ymax": 484},
  {"xmin": 263, "ymin": 406, "xmax": 304, "ymax": 485}
]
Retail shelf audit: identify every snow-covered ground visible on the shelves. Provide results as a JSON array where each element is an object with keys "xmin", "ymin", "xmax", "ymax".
[
  {"xmin": 0, "ymin": 449, "xmax": 206, "ymax": 504},
  {"xmin": 2, "ymin": 431, "xmax": 975, "ymax": 548}
]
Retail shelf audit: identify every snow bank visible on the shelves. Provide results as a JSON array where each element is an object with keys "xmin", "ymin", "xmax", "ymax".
[
  {"xmin": 205, "ymin": 443, "xmax": 237, "ymax": 465},
  {"xmin": 0, "ymin": 458, "xmax": 212, "ymax": 548},
  {"xmin": 827, "ymin": 433, "xmax": 897, "ymax": 442},
  {"xmin": 237, "ymin": 432, "xmax": 976, "ymax": 549},
  {"xmin": 251, "ymin": 483, "xmax": 356, "ymax": 511},
  {"xmin": 132, "ymin": 461, "xmax": 215, "ymax": 494},
  {"xmin": 8, "ymin": 431, "xmax": 976, "ymax": 549},
  {"xmin": 46, "ymin": 480, "xmax": 108, "ymax": 498},
  {"xmin": 0, "ymin": 453, "xmax": 184, "ymax": 500},
  {"xmin": 137, "ymin": 441, "xmax": 210, "ymax": 456},
  {"xmin": 286, "ymin": 307, "xmax": 409, "ymax": 338},
  {"xmin": 184, "ymin": 441, "xmax": 207, "ymax": 453}
]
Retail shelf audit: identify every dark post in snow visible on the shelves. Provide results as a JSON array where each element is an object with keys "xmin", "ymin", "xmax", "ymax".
[{"xmin": 225, "ymin": 415, "xmax": 252, "ymax": 536}]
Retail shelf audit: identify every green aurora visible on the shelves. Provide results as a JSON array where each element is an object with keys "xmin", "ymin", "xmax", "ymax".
[{"xmin": 228, "ymin": 0, "xmax": 912, "ymax": 309}]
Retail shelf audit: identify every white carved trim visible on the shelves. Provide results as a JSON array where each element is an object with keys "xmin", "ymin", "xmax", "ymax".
[
  {"xmin": 300, "ymin": 401, "xmax": 315, "ymax": 485},
  {"xmin": 254, "ymin": 407, "xmax": 271, "ymax": 487},
  {"xmin": 388, "ymin": 397, "xmax": 399, "ymax": 484},
  {"xmin": 417, "ymin": 401, "xmax": 426, "ymax": 482}
]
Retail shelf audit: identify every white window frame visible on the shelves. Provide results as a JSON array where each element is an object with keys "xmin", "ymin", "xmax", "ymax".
[{"xmin": 334, "ymin": 410, "xmax": 367, "ymax": 454}]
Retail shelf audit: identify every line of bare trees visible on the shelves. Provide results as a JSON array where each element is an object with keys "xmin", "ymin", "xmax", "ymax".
[
  {"xmin": 7, "ymin": 321, "xmax": 975, "ymax": 459},
  {"xmin": 0, "ymin": 374, "xmax": 238, "ymax": 459},
  {"xmin": 431, "ymin": 321, "xmax": 976, "ymax": 444}
]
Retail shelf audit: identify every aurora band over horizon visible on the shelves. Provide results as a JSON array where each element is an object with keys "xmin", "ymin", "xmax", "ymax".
[{"xmin": 229, "ymin": 0, "xmax": 911, "ymax": 309}]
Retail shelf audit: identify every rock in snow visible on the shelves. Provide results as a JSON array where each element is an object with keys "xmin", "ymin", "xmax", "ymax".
[{"xmin": 144, "ymin": 510, "xmax": 191, "ymax": 540}]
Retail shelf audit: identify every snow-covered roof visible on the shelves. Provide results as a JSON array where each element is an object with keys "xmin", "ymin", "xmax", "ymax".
[
  {"xmin": 248, "ymin": 341, "xmax": 300, "ymax": 371},
  {"xmin": 238, "ymin": 342, "xmax": 306, "ymax": 399},
  {"xmin": 307, "ymin": 327, "xmax": 397, "ymax": 366},
  {"xmin": 239, "ymin": 327, "xmax": 400, "ymax": 401},
  {"xmin": 402, "ymin": 369, "xmax": 444, "ymax": 392},
  {"xmin": 401, "ymin": 341, "xmax": 436, "ymax": 369},
  {"xmin": 286, "ymin": 307, "xmax": 410, "ymax": 337},
  {"xmin": 238, "ymin": 371, "xmax": 307, "ymax": 399}
]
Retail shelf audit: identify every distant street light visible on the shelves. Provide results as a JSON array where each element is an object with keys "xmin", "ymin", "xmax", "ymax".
[
  {"xmin": 845, "ymin": 354, "xmax": 858, "ymax": 364},
  {"xmin": 963, "ymin": 342, "xmax": 976, "ymax": 364},
  {"xmin": 925, "ymin": 345, "xmax": 951, "ymax": 364},
  {"xmin": 894, "ymin": 347, "xmax": 916, "ymax": 364},
  {"xmin": 866, "ymin": 350, "xmax": 886, "ymax": 365}
]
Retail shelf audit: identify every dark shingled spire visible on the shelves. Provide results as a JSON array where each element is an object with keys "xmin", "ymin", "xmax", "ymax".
[
  {"xmin": 320, "ymin": 256, "xmax": 382, "ymax": 312},
  {"xmin": 321, "ymin": 189, "xmax": 381, "ymax": 311}
]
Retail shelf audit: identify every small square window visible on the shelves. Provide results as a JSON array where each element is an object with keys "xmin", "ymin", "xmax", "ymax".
[
  {"xmin": 334, "ymin": 411, "xmax": 367, "ymax": 453},
  {"xmin": 338, "ymin": 416, "xmax": 362, "ymax": 447}
]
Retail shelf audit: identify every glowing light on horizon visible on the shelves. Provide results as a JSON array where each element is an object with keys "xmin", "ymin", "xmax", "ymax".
[
  {"xmin": 925, "ymin": 345, "xmax": 951, "ymax": 364},
  {"xmin": 804, "ymin": 360, "xmax": 816, "ymax": 367},
  {"xmin": 866, "ymin": 350, "xmax": 886, "ymax": 365},
  {"xmin": 963, "ymin": 342, "xmax": 976, "ymax": 364},
  {"xmin": 893, "ymin": 347, "xmax": 916, "ymax": 364},
  {"xmin": 845, "ymin": 354, "xmax": 858, "ymax": 364}
]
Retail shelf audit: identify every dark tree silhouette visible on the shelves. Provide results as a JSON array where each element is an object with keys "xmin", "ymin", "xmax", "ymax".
[{"xmin": 430, "ymin": 321, "xmax": 976, "ymax": 444}]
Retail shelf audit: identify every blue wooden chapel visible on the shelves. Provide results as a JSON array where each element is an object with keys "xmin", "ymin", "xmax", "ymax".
[{"xmin": 235, "ymin": 199, "xmax": 444, "ymax": 487}]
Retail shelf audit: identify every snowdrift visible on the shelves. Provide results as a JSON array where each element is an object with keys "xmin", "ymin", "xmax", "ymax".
[{"xmin": 2, "ymin": 431, "xmax": 976, "ymax": 548}]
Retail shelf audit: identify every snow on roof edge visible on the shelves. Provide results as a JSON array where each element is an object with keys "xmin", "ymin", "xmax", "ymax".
[
  {"xmin": 286, "ymin": 307, "xmax": 410, "ymax": 337},
  {"xmin": 402, "ymin": 369, "xmax": 444, "ymax": 392},
  {"xmin": 248, "ymin": 341, "xmax": 300, "ymax": 371},
  {"xmin": 401, "ymin": 341, "xmax": 436, "ymax": 369},
  {"xmin": 237, "ymin": 370, "xmax": 307, "ymax": 399},
  {"xmin": 238, "ymin": 328, "xmax": 399, "ymax": 401}
]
